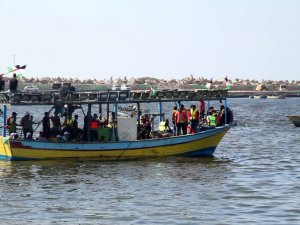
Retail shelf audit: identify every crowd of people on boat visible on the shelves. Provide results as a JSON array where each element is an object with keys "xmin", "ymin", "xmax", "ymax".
[
  {"xmin": 159, "ymin": 102, "xmax": 233, "ymax": 136},
  {"xmin": 5, "ymin": 100, "xmax": 233, "ymax": 142},
  {"xmin": 5, "ymin": 108, "xmax": 122, "ymax": 142}
]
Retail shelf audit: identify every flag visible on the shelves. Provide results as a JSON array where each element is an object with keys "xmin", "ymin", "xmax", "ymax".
[
  {"xmin": 15, "ymin": 65, "xmax": 26, "ymax": 70},
  {"xmin": 5, "ymin": 65, "xmax": 27, "ymax": 77},
  {"xmin": 7, "ymin": 66, "xmax": 15, "ymax": 72},
  {"xmin": 226, "ymin": 82, "xmax": 231, "ymax": 90}
]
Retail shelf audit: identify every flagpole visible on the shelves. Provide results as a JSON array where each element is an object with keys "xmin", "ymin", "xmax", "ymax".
[{"xmin": 13, "ymin": 54, "xmax": 16, "ymax": 66}]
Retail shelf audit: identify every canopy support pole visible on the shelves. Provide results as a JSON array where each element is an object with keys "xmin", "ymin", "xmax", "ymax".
[
  {"xmin": 158, "ymin": 102, "xmax": 163, "ymax": 122},
  {"xmin": 137, "ymin": 103, "xmax": 141, "ymax": 133},
  {"xmin": 114, "ymin": 103, "xmax": 118, "ymax": 114},
  {"xmin": 2, "ymin": 105, "xmax": 7, "ymax": 137},
  {"xmin": 99, "ymin": 103, "xmax": 102, "ymax": 120},
  {"xmin": 87, "ymin": 104, "xmax": 91, "ymax": 142}
]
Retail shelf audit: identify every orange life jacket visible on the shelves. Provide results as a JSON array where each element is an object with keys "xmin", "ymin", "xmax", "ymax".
[
  {"xmin": 172, "ymin": 110, "xmax": 177, "ymax": 123},
  {"xmin": 90, "ymin": 120, "xmax": 99, "ymax": 129},
  {"xmin": 176, "ymin": 110, "xmax": 187, "ymax": 123}
]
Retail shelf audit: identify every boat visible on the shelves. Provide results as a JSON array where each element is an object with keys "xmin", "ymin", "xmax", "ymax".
[
  {"xmin": 267, "ymin": 94, "xmax": 286, "ymax": 99},
  {"xmin": 253, "ymin": 95, "xmax": 267, "ymax": 99},
  {"xmin": 287, "ymin": 116, "xmax": 300, "ymax": 127},
  {"xmin": 0, "ymin": 85, "xmax": 231, "ymax": 160}
]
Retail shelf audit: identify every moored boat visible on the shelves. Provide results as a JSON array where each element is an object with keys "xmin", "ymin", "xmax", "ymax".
[
  {"xmin": 0, "ymin": 87, "xmax": 231, "ymax": 160},
  {"xmin": 267, "ymin": 94, "xmax": 286, "ymax": 99},
  {"xmin": 287, "ymin": 116, "xmax": 300, "ymax": 127},
  {"xmin": 253, "ymin": 95, "xmax": 267, "ymax": 99}
]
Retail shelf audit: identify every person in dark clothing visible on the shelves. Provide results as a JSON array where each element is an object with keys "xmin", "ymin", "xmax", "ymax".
[
  {"xmin": 9, "ymin": 73, "xmax": 18, "ymax": 92},
  {"xmin": 70, "ymin": 86, "xmax": 76, "ymax": 92},
  {"xmin": 20, "ymin": 112, "xmax": 31, "ymax": 138},
  {"xmin": 42, "ymin": 112, "xmax": 51, "ymax": 139},
  {"xmin": 140, "ymin": 114, "xmax": 152, "ymax": 139},
  {"xmin": 218, "ymin": 105, "xmax": 233, "ymax": 125},
  {"xmin": 50, "ymin": 111, "xmax": 61, "ymax": 136},
  {"xmin": 72, "ymin": 114, "xmax": 81, "ymax": 141},
  {"xmin": 0, "ymin": 75, "xmax": 5, "ymax": 92}
]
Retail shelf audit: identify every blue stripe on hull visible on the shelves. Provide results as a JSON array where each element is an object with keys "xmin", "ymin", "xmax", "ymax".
[
  {"xmin": 0, "ymin": 154, "xmax": 12, "ymax": 161},
  {"xmin": 179, "ymin": 147, "xmax": 216, "ymax": 157},
  {"xmin": 0, "ymin": 154, "xmax": 34, "ymax": 161}
]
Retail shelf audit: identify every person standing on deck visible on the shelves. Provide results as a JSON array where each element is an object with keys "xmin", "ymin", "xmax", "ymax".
[
  {"xmin": 140, "ymin": 114, "xmax": 151, "ymax": 139},
  {"xmin": 189, "ymin": 105, "xmax": 199, "ymax": 134},
  {"xmin": 62, "ymin": 114, "xmax": 73, "ymax": 133},
  {"xmin": 71, "ymin": 114, "xmax": 81, "ymax": 141},
  {"xmin": 172, "ymin": 106, "xmax": 177, "ymax": 135},
  {"xmin": 50, "ymin": 111, "xmax": 61, "ymax": 136},
  {"xmin": 6, "ymin": 112, "xmax": 18, "ymax": 134},
  {"xmin": 108, "ymin": 112, "xmax": 119, "ymax": 141},
  {"xmin": 175, "ymin": 105, "xmax": 188, "ymax": 135},
  {"xmin": 28, "ymin": 115, "xmax": 38, "ymax": 137},
  {"xmin": 42, "ymin": 112, "xmax": 51, "ymax": 139},
  {"xmin": 207, "ymin": 110, "xmax": 217, "ymax": 127},
  {"xmin": 9, "ymin": 73, "xmax": 18, "ymax": 92},
  {"xmin": 0, "ymin": 75, "xmax": 5, "ymax": 92},
  {"xmin": 90, "ymin": 113, "xmax": 100, "ymax": 141},
  {"xmin": 20, "ymin": 112, "xmax": 31, "ymax": 138}
]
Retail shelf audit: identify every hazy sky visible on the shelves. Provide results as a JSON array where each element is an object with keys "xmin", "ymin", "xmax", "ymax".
[{"xmin": 0, "ymin": 0, "xmax": 299, "ymax": 81}]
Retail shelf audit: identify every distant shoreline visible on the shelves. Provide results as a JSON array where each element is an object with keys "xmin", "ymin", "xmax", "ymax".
[{"xmin": 14, "ymin": 83, "xmax": 300, "ymax": 98}]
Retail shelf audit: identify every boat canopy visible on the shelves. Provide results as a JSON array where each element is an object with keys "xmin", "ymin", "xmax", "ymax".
[{"xmin": 0, "ymin": 88, "xmax": 228, "ymax": 106}]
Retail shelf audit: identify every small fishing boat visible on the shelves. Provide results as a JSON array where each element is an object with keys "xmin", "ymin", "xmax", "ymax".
[
  {"xmin": 253, "ymin": 95, "xmax": 267, "ymax": 99},
  {"xmin": 287, "ymin": 116, "xmax": 300, "ymax": 127},
  {"xmin": 0, "ymin": 86, "xmax": 231, "ymax": 160},
  {"xmin": 267, "ymin": 94, "xmax": 286, "ymax": 99}
]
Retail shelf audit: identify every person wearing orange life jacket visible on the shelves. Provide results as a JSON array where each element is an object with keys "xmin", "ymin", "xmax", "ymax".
[
  {"xmin": 182, "ymin": 105, "xmax": 188, "ymax": 134},
  {"xmin": 175, "ymin": 105, "xmax": 188, "ymax": 136},
  {"xmin": 189, "ymin": 105, "xmax": 199, "ymax": 134},
  {"xmin": 90, "ymin": 113, "xmax": 100, "ymax": 141}
]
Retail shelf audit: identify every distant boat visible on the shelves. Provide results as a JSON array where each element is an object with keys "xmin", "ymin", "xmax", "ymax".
[
  {"xmin": 267, "ymin": 94, "xmax": 286, "ymax": 99},
  {"xmin": 287, "ymin": 116, "xmax": 300, "ymax": 127},
  {"xmin": 253, "ymin": 95, "xmax": 267, "ymax": 99}
]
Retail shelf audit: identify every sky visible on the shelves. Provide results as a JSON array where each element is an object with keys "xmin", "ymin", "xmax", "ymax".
[{"xmin": 0, "ymin": 0, "xmax": 299, "ymax": 81}]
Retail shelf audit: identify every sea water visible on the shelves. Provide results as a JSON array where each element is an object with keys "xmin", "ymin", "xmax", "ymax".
[{"xmin": 0, "ymin": 98, "xmax": 299, "ymax": 224}]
